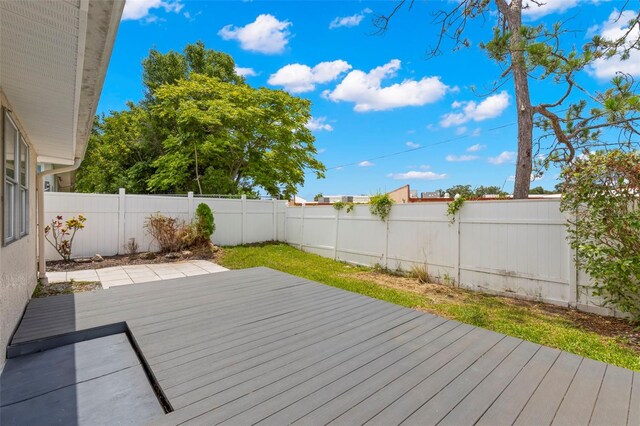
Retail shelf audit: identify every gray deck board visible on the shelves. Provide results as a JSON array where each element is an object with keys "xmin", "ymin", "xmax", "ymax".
[
  {"xmin": 590, "ymin": 365, "xmax": 635, "ymax": 426},
  {"xmin": 4, "ymin": 266, "xmax": 637, "ymax": 425}
]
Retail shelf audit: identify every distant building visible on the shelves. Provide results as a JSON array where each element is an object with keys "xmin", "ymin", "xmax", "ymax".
[{"xmin": 318, "ymin": 195, "xmax": 370, "ymax": 204}]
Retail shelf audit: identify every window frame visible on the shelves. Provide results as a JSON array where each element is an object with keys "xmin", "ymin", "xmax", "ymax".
[{"xmin": 3, "ymin": 108, "xmax": 29, "ymax": 246}]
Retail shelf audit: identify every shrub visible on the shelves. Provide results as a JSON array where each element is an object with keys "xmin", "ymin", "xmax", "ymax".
[
  {"xmin": 44, "ymin": 215, "xmax": 86, "ymax": 262},
  {"xmin": 144, "ymin": 213, "xmax": 185, "ymax": 253},
  {"xmin": 193, "ymin": 203, "xmax": 215, "ymax": 245},
  {"xmin": 560, "ymin": 150, "xmax": 640, "ymax": 323},
  {"xmin": 144, "ymin": 206, "xmax": 216, "ymax": 253},
  {"xmin": 369, "ymin": 193, "xmax": 394, "ymax": 221},
  {"xmin": 410, "ymin": 262, "xmax": 431, "ymax": 284}
]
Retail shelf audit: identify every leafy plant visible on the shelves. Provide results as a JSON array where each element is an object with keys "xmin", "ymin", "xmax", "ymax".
[
  {"xmin": 333, "ymin": 201, "xmax": 355, "ymax": 213},
  {"xmin": 44, "ymin": 215, "xmax": 87, "ymax": 262},
  {"xmin": 369, "ymin": 193, "xmax": 394, "ymax": 221},
  {"xmin": 124, "ymin": 237, "xmax": 139, "ymax": 255},
  {"xmin": 193, "ymin": 203, "xmax": 215, "ymax": 245},
  {"xmin": 446, "ymin": 196, "xmax": 466, "ymax": 223},
  {"xmin": 560, "ymin": 150, "xmax": 640, "ymax": 323}
]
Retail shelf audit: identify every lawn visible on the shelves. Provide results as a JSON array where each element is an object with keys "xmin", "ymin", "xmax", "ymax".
[{"xmin": 218, "ymin": 243, "xmax": 640, "ymax": 371}]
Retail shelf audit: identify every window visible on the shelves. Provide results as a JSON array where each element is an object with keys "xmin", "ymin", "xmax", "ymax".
[{"xmin": 3, "ymin": 110, "xmax": 29, "ymax": 245}]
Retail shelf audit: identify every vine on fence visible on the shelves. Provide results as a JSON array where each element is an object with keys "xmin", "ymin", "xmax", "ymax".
[
  {"xmin": 446, "ymin": 196, "xmax": 465, "ymax": 223},
  {"xmin": 369, "ymin": 193, "xmax": 394, "ymax": 221},
  {"xmin": 333, "ymin": 201, "xmax": 355, "ymax": 213}
]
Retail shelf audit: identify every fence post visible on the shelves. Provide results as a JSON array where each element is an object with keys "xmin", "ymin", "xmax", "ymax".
[
  {"xmin": 187, "ymin": 191, "xmax": 194, "ymax": 222},
  {"xmin": 118, "ymin": 188, "xmax": 126, "ymax": 255},
  {"xmin": 567, "ymin": 218, "xmax": 578, "ymax": 308},
  {"xmin": 333, "ymin": 209, "xmax": 339, "ymax": 260},
  {"xmin": 241, "ymin": 194, "xmax": 247, "ymax": 245},
  {"xmin": 384, "ymin": 216, "xmax": 390, "ymax": 269},
  {"xmin": 300, "ymin": 203, "xmax": 305, "ymax": 250},
  {"xmin": 454, "ymin": 208, "xmax": 461, "ymax": 286},
  {"xmin": 272, "ymin": 199, "xmax": 277, "ymax": 241}
]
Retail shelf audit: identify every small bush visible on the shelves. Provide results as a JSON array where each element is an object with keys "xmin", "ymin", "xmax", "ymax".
[
  {"xmin": 144, "ymin": 207, "xmax": 216, "ymax": 253},
  {"xmin": 144, "ymin": 213, "xmax": 185, "ymax": 253},
  {"xmin": 194, "ymin": 203, "xmax": 215, "ymax": 245}
]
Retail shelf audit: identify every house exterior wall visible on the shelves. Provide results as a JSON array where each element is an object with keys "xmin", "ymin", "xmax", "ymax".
[
  {"xmin": 387, "ymin": 185, "xmax": 410, "ymax": 204},
  {"xmin": 0, "ymin": 90, "xmax": 38, "ymax": 367}
]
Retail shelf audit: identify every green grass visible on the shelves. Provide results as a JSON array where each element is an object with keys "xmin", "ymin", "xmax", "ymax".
[{"xmin": 218, "ymin": 243, "xmax": 640, "ymax": 371}]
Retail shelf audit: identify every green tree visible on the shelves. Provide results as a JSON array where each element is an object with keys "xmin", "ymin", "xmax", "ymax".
[
  {"xmin": 560, "ymin": 150, "xmax": 640, "ymax": 322},
  {"xmin": 528, "ymin": 186, "xmax": 555, "ymax": 195},
  {"xmin": 148, "ymin": 74, "xmax": 324, "ymax": 197},
  {"xmin": 445, "ymin": 184, "xmax": 474, "ymax": 198},
  {"xmin": 313, "ymin": 193, "xmax": 324, "ymax": 201},
  {"xmin": 474, "ymin": 185, "xmax": 504, "ymax": 197},
  {"xmin": 76, "ymin": 42, "xmax": 325, "ymax": 198},
  {"xmin": 376, "ymin": 1, "xmax": 640, "ymax": 198},
  {"xmin": 76, "ymin": 106, "xmax": 153, "ymax": 193},
  {"xmin": 142, "ymin": 40, "xmax": 244, "ymax": 98}
]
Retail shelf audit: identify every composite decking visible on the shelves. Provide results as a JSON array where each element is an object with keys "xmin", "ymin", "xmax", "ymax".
[{"xmin": 5, "ymin": 267, "xmax": 639, "ymax": 425}]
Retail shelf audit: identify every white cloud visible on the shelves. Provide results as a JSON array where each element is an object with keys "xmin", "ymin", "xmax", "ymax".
[
  {"xmin": 219, "ymin": 14, "xmax": 292, "ymax": 54},
  {"xmin": 387, "ymin": 171, "xmax": 448, "ymax": 180},
  {"xmin": 455, "ymin": 126, "xmax": 468, "ymax": 135},
  {"xmin": 522, "ymin": 0, "xmax": 580, "ymax": 19},
  {"xmin": 235, "ymin": 66, "xmax": 257, "ymax": 77},
  {"xmin": 446, "ymin": 154, "xmax": 478, "ymax": 162},
  {"xmin": 466, "ymin": 143, "xmax": 486, "ymax": 152},
  {"xmin": 590, "ymin": 10, "xmax": 640, "ymax": 79},
  {"xmin": 440, "ymin": 91, "xmax": 510, "ymax": 127},
  {"xmin": 406, "ymin": 141, "xmax": 420, "ymax": 148},
  {"xmin": 324, "ymin": 59, "xmax": 451, "ymax": 112},
  {"xmin": 122, "ymin": 0, "xmax": 183, "ymax": 21},
  {"xmin": 471, "ymin": 128, "xmax": 481, "ymax": 137},
  {"xmin": 419, "ymin": 165, "xmax": 431, "ymax": 170},
  {"xmin": 306, "ymin": 117, "xmax": 333, "ymax": 132},
  {"xmin": 329, "ymin": 8, "xmax": 372, "ymax": 29},
  {"xmin": 317, "ymin": 148, "xmax": 327, "ymax": 154},
  {"xmin": 269, "ymin": 60, "xmax": 351, "ymax": 93},
  {"xmin": 488, "ymin": 151, "xmax": 516, "ymax": 165},
  {"xmin": 358, "ymin": 161, "xmax": 374, "ymax": 167}
]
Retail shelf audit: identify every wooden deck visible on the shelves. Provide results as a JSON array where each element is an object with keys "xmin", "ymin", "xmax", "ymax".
[{"xmin": 6, "ymin": 267, "xmax": 640, "ymax": 425}]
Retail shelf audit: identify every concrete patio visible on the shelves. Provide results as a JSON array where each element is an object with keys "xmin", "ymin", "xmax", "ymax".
[{"xmin": 46, "ymin": 260, "xmax": 228, "ymax": 288}]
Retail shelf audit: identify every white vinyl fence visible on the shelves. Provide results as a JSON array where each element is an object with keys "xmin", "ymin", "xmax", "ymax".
[
  {"xmin": 44, "ymin": 190, "xmax": 286, "ymax": 261},
  {"xmin": 285, "ymin": 200, "xmax": 616, "ymax": 317},
  {"xmin": 44, "ymin": 192, "xmax": 616, "ymax": 317}
]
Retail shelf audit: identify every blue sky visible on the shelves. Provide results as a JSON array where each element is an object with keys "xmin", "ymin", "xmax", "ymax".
[{"xmin": 99, "ymin": 0, "xmax": 637, "ymax": 199}]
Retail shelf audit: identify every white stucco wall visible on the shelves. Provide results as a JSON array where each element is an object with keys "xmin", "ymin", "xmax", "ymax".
[{"xmin": 0, "ymin": 92, "xmax": 38, "ymax": 367}]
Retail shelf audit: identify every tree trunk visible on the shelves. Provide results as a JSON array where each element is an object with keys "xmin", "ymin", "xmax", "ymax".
[{"xmin": 498, "ymin": 0, "xmax": 533, "ymax": 199}]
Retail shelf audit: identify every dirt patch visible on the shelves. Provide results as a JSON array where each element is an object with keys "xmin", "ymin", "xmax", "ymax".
[
  {"xmin": 352, "ymin": 270, "xmax": 640, "ymax": 353},
  {"xmin": 46, "ymin": 245, "xmax": 220, "ymax": 272},
  {"xmin": 33, "ymin": 280, "xmax": 102, "ymax": 298}
]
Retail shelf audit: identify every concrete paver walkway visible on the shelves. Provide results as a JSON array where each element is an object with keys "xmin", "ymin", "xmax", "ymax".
[{"xmin": 46, "ymin": 260, "xmax": 228, "ymax": 288}]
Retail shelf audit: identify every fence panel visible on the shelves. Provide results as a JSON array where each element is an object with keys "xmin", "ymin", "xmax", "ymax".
[
  {"xmin": 44, "ymin": 192, "xmax": 286, "ymax": 260},
  {"xmin": 283, "ymin": 199, "xmax": 591, "ymax": 310},
  {"xmin": 44, "ymin": 192, "xmax": 119, "ymax": 260}
]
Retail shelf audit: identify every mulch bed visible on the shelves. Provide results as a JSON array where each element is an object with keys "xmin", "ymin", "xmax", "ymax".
[
  {"xmin": 33, "ymin": 280, "xmax": 102, "ymax": 298},
  {"xmin": 46, "ymin": 246, "xmax": 220, "ymax": 272}
]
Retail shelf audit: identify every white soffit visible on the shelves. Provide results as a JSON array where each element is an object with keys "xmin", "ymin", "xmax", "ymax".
[{"xmin": 0, "ymin": 0, "xmax": 123, "ymax": 164}]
